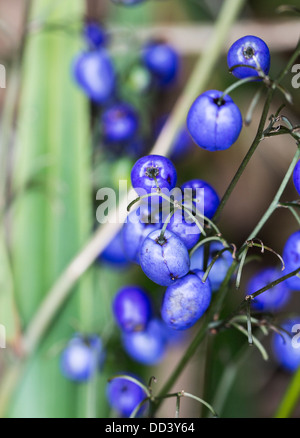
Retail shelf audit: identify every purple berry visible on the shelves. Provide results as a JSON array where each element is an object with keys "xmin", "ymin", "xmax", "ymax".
[
  {"xmin": 166, "ymin": 209, "xmax": 201, "ymax": 250},
  {"xmin": 282, "ymin": 230, "xmax": 300, "ymax": 290},
  {"xmin": 113, "ymin": 286, "xmax": 152, "ymax": 332},
  {"xmin": 161, "ymin": 270, "xmax": 212, "ymax": 330},
  {"xmin": 60, "ymin": 334, "xmax": 105, "ymax": 382},
  {"xmin": 181, "ymin": 179, "xmax": 220, "ymax": 220},
  {"xmin": 131, "ymin": 154, "xmax": 177, "ymax": 198},
  {"xmin": 227, "ymin": 35, "xmax": 270, "ymax": 79},
  {"xmin": 246, "ymin": 267, "xmax": 291, "ymax": 312},
  {"xmin": 190, "ymin": 242, "xmax": 233, "ymax": 291},
  {"xmin": 122, "ymin": 318, "xmax": 167, "ymax": 365},
  {"xmin": 139, "ymin": 229, "xmax": 190, "ymax": 286},
  {"xmin": 142, "ymin": 41, "xmax": 179, "ymax": 87},
  {"xmin": 83, "ymin": 22, "xmax": 107, "ymax": 49},
  {"xmin": 101, "ymin": 103, "xmax": 139, "ymax": 144},
  {"xmin": 72, "ymin": 49, "xmax": 116, "ymax": 103},
  {"xmin": 122, "ymin": 205, "xmax": 162, "ymax": 264},
  {"xmin": 100, "ymin": 231, "xmax": 129, "ymax": 268},
  {"xmin": 187, "ymin": 90, "xmax": 243, "ymax": 151},
  {"xmin": 272, "ymin": 317, "xmax": 300, "ymax": 372},
  {"xmin": 293, "ymin": 160, "xmax": 300, "ymax": 196},
  {"xmin": 107, "ymin": 375, "xmax": 147, "ymax": 417}
]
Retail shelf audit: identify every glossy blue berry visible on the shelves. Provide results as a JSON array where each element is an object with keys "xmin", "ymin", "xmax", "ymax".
[
  {"xmin": 107, "ymin": 375, "xmax": 147, "ymax": 418},
  {"xmin": 139, "ymin": 229, "xmax": 190, "ymax": 286},
  {"xmin": 227, "ymin": 35, "xmax": 270, "ymax": 79},
  {"xmin": 100, "ymin": 230, "xmax": 129, "ymax": 268},
  {"xmin": 161, "ymin": 270, "xmax": 212, "ymax": 330},
  {"xmin": 131, "ymin": 154, "xmax": 177, "ymax": 198},
  {"xmin": 166, "ymin": 209, "xmax": 201, "ymax": 250},
  {"xmin": 272, "ymin": 317, "xmax": 300, "ymax": 372},
  {"xmin": 83, "ymin": 22, "xmax": 107, "ymax": 49},
  {"xmin": 142, "ymin": 42, "xmax": 179, "ymax": 87},
  {"xmin": 113, "ymin": 286, "xmax": 152, "ymax": 332},
  {"xmin": 60, "ymin": 334, "xmax": 105, "ymax": 382},
  {"xmin": 122, "ymin": 205, "xmax": 162, "ymax": 264},
  {"xmin": 293, "ymin": 160, "xmax": 300, "ymax": 196},
  {"xmin": 187, "ymin": 90, "xmax": 243, "ymax": 151},
  {"xmin": 181, "ymin": 179, "xmax": 220, "ymax": 220},
  {"xmin": 282, "ymin": 230, "xmax": 300, "ymax": 290},
  {"xmin": 101, "ymin": 103, "xmax": 139, "ymax": 144},
  {"xmin": 122, "ymin": 318, "xmax": 167, "ymax": 365},
  {"xmin": 72, "ymin": 49, "xmax": 116, "ymax": 103},
  {"xmin": 246, "ymin": 267, "xmax": 291, "ymax": 312},
  {"xmin": 190, "ymin": 242, "xmax": 233, "ymax": 291}
]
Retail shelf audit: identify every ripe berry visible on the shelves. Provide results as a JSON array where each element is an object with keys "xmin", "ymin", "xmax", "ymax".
[
  {"xmin": 190, "ymin": 242, "xmax": 233, "ymax": 291},
  {"xmin": 161, "ymin": 270, "xmax": 212, "ymax": 330},
  {"xmin": 100, "ymin": 230, "xmax": 129, "ymax": 268},
  {"xmin": 122, "ymin": 318, "xmax": 167, "ymax": 365},
  {"xmin": 106, "ymin": 375, "xmax": 147, "ymax": 418},
  {"xmin": 227, "ymin": 35, "xmax": 270, "ymax": 79},
  {"xmin": 166, "ymin": 209, "xmax": 201, "ymax": 250},
  {"xmin": 60, "ymin": 334, "xmax": 105, "ymax": 382},
  {"xmin": 131, "ymin": 154, "xmax": 177, "ymax": 197},
  {"xmin": 272, "ymin": 317, "xmax": 300, "ymax": 372},
  {"xmin": 293, "ymin": 160, "xmax": 300, "ymax": 196},
  {"xmin": 72, "ymin": 49, "xmax": 116, "ymax": 103},
  {"xmin": 113, "ymin": 286, "xmax": 152, "ymax": 332},
  {"xmin": 282, "ymin": 230, "xmax": 300, "ymax": 290},
  {"xmin": 83, "ymin": 22, "xmax": 107, "ymax": 49},
  {"xmin": 246, "ymin": 267, "xmax": 291, "ymax": 312},
  {"xmin": 139, "ymin": 229, "xmax": 190, "ymax": 286},
  {"xmin": 142, "ymin": 41, "xmax": 179, "ymax": 87},
  {"xmin": 181, "ymin": 179, "xmax": 220, "ymax": 219},
  {"xmin": 101, "ymin": 103, "xmax": 139, "ymax": 144},
  {"xmin": 122, "ymin": 205, "xmax": 162, "ymax": 264},
  {"xmin": 187, "ymin": 90, "xmax": 243, "ymax": 151}
]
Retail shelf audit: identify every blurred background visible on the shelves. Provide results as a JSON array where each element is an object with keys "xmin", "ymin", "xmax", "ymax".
[{"xmin": 0, "ymin": 0, "xmax": 299, "ymax": 418}]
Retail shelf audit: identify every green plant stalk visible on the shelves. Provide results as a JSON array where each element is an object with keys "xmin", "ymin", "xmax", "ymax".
[{"xmin": 275, "ymin": 367, "xmax": 300, "ymax": 418}]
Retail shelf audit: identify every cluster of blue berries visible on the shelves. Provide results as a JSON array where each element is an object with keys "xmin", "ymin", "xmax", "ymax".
[{"xmin": 187, "ymin": 35, "xmax": 271, "ymax": 151}]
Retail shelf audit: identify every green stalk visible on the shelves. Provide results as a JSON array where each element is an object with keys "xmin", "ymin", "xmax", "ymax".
[{"xmin": 275, "ymin": 367, "xmax": 300, "ymax": 418}]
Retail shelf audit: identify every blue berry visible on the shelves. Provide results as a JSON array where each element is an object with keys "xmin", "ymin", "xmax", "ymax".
[
  {"xmin": 142, "ymin": 42, "xmax": 179, "ymax": 87},
  {"xmin": 83, "ymin": 22, "xmax": 107, "ymax": 49},
  {"xmin": 60, "ymin": 334, "xmax": 105, "ymax": 382},
  {"xmin": 101, "ymin": 103, "xmax": 139, "ymax": 144},
  {"xmin": 246, "ymin": 267, "xmax": 291, "ymax": 312},
  {"xmin": 187, "ymin": 90, "xmax": 243, "ymax": 151},
  {"xmin": 282, "ymin": 230, "xmax": 300, "ymax": 290},
  {"xmin": 227, "ymin": 35, "xmax": 270, "ymax": 79},
  {"xmin": 72, "ymin": 49, "xmax": 116, "ymax": 103},
  {"xmin": 181, "ymin": 179, "xmax": 220, "ymax": 220},
  {"xmin": 139, "ymin": 229, "xmax": 190, "ymax": 286},
  {"xmin": 161, "ymin": 270, "xmax": 212, "ymax": 330},
  {"xmin": 100, "ymin": 230, "xmax": 129, "ymax": 268},
  {"xmin": 131, "ymin": 154, "xmax": 177, "ymax": 198},
  {"xmin": 107, "ymin": 375, "xmax": 147, "ymax": 418},
  {"xmin": 190, "ymin": 242, "xmax": 233, "ymax": 291},
  {"xmin": 122, "ymin": 205, "xmax": 162, "ymax": 264},
  {"xmin": 166, "ymin": 209, "xmax": 201, "ymax": 250},
  {"xmin": 293, "ymin": 160, "xmax": 300, "ymax": 196},
  {"xmin": 272, "ymin": 317, "xmax": 300, "ymax": 372},
  {"xmin": 113, "ymin": 286, "xmax": 152, "ymax": 332},
  {"xmin": 122, "ymin": 318, "xmax": 167, "ymax": 365}
]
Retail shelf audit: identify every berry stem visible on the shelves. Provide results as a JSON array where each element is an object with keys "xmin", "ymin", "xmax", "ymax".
[{"xmin": 218, "ymin": 75, "xmax": 261, "ymax": 105}]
